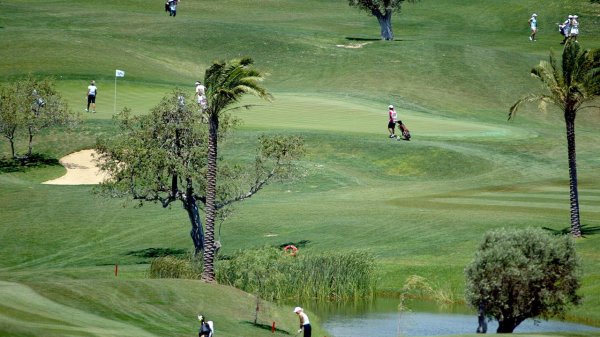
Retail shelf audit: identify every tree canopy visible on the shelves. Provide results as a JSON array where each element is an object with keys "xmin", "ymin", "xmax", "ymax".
[{"xmin": 0, "ymin": 75, "xmax": 77, "ymax": 159}]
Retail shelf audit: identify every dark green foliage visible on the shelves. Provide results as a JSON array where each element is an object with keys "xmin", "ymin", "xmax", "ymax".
[
  {"xmin": 347, "ymin": 0, "xmax": 412, "ymax": 13},
  {"xmin": 217, "ymin": 247, "xmax": 376, "ymax": 301},
  {"xmin": 465, "ymin": 228, "xmax": 581, "ymax": 333}
]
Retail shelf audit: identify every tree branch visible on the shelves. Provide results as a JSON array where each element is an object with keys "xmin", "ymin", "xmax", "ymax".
[{"xmin": 216, "ymin": 168, "xmax": 277, "ymax": 210}]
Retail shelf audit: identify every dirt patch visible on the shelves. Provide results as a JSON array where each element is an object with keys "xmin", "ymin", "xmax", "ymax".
[
  {"xmin": 43, "ymin": 149, "xmax": 109, "ymax": 185},
  {"xmin": 336, "ymin": 42, "xmax": 371, "ymax": 49}
]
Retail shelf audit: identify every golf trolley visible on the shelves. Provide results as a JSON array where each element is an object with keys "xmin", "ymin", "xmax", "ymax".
[{"xmin": 397, "ymin": 121, "xmax": 411, "ymax": 141}]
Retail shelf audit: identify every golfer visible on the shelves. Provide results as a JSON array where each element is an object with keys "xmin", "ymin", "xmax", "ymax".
[
  {"xmin": 195, "ymin": 81, "xmax": 207, "ymax": 110},
  {"xmin": 198, "ymin": 315, "xmax": 212, "ymax": 337},
  {"xmin": 86, "ymin": 80, "xmax": 97, "ymax": 113},
  {"xmin": 559, "ymin": 15, "xmax": 572, "ymax": 44},
  {"xmin": 528, "ymin": 13, "xmax": 538, "ymax": 41},
  {"xmin": 294, "ymin": 307, "xmax": 311, "ymax": 337},
  {"xmin": 569, "ymin": 15, "xmax": 579, "ymax": 41},
  {"xmin": 387, "ymin": 105, "xmax": 397, "ymax": 138}
]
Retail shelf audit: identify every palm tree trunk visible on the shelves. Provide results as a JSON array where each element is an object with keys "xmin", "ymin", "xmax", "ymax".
[
  {"xmin": 565, "ymin": 116, "xmax": 582, "ymax": 237},
  {"xmin": 201, "ymin": 113, "xmax": 218, "ymax": 282}
]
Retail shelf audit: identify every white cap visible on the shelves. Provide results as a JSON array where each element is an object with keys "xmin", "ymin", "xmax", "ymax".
[
  {"xmin": 388, "ymin": 105, "xmax": 394, "ymax": 109},
  {"xmin": 573, "ymin": 15, "xmax": 578, "ymax": 18},
  {"xmin": 195, "ymin": 81, "xmax": 201, "ymax": 85},
  {"xmin": 532, "ymin": 13, "xmax": 537, "ymax": 17},
  {"xmin": 294, "ymin": 307, "xmax": 302, "ymax": 313},
  {"xmin": 198, "ymin": 315, "xmax": 203, "ymax": 321},
  {"xmin": 568, "ymin": 15, "xmax": 573, "ymax": 18}
]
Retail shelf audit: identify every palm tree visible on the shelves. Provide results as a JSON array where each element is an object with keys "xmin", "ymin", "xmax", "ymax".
[
  {"xmin": 201, "ymin": 57, "xmax": 271, "ymax": 282},
  {"xmin": 510, "ymin": 41, "xmax": 600, "ymax": 238}
]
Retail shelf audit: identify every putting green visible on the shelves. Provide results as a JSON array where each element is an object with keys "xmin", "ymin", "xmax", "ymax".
[{"xmin": 239, "ymin": 93, "xmax": 535, "ymax": 139}]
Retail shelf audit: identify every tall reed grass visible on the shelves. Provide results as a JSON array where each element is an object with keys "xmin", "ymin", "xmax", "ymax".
[
  {"xmin": 216, "ymin": 247, "xmax": 376, "ymax": 302},
  {"xmin": 149, "ymin": 255, "xmax": 201, "ymax": 279}
]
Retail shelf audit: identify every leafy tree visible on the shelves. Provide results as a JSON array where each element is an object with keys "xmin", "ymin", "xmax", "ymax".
[
  {"xmin": 96, "ymin": 88, "xmax": 304, "ymax": 270},
  {"xmin": 96, "ymin": 90, "xmax": 210, "ymax": 254},
  {"xmin": 510, "ymin": 41, "xmax": 600, "ymax": 238},
  {"xmin": 0, "ymin": 76, "xmax": 77, "ymax": 159},
  {"xmin": 465, "ymin": 227, "xmax": 581, "ymax": 333},
  {"xmin": 0, "ymin": 84, "xmax": 21, "ymax": 158},
  {"xmin": 347, "ymin": 0, "xmax": 416, "ymax": 40}
]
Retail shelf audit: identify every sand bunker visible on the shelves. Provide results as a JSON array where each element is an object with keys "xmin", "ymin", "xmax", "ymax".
[{"xmin": 43, "ymin": 149, "xmax": 109, "ymax": 185}]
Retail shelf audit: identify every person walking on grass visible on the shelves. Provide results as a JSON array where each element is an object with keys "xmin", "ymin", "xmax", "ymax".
[
  {"xmin": 569, "ymin": 15, "xmax": 579, "ymax": 42},
  {"xmin": 528, "ymin": 13, "xmax": 538, "ymax": 41},
  {"xmin": 86, "ymin": 80, "xmax": 97, "ymax": 113},
  {"xmin": 195, "ymin": 81, "xmax": 207, "ymax": 110},
  {"xmin": 197, "ymin": 315, "xmax": 213, "ymax": 337},
  {"xmin": 168, "ymin": 0, "xmax": 178, "ymax": 17},
  {"xmin": 559, "ymin": 15, "xmax": 572, "ymax": 44},
  {"xmin": 387, "ymin": 105, "xmax": 397, "ymax": 138},
  {"xmin": 294, "ymin": 307, "xmax": 311, "ymax": 337}
]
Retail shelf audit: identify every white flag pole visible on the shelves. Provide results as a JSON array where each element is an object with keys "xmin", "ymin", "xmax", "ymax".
[{"xmin": 114, "ymin": 75, "xmax": 117, "ymax": 115}]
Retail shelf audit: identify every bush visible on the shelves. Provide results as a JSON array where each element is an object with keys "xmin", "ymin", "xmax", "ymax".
[
  {"xmin": 216, "ymin": 247, "xmax": 376, "ymax": 301},
  {"xmin": 149, "ymin": 255, "xmax": 201, "ymax": 279},
  {"xmin": 465, "ymin": 227, "xmax": 581, "ymax": 333}
]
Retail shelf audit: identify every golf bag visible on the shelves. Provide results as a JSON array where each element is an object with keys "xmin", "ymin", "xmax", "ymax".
[{"xmin": 397, "ymin": 121, "xmax": 411, "ymax": 141}]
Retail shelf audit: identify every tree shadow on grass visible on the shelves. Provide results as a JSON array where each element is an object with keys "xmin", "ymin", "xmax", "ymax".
[
  {"xmin": 345, "ymin": 36, "xmax": 415, "ymax": 42},
  {"xmin": 0, "ymin": 153, "xmax": 60, "ymax": 173},
  {"xmin": 126, "ymin": 247, "xmax": 188, "ymax": 258},
  {"xmin": 542, "ymin": 225, "xmax": 600, "ymax": 237},
  {"xmin": 241, "ymin": 321, "xmax": 292, "ymax": 335}
]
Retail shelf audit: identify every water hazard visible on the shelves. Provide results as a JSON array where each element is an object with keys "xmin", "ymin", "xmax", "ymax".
[{"xmin": 311, "ymin": 298, "xmax": 600, "ymax": 336}]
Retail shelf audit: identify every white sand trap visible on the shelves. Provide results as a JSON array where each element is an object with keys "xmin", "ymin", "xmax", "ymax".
[
  {"xmin": 43, "ymin": 149, "xmax": 109, "ymax": 185},
  {"xmin": 336, "ymin": 42, "xmax": 371, "ymax": 49}
]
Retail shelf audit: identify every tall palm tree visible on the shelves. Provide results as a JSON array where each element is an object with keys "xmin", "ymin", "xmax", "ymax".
[
  {"xmin": 201, "ymin": 57, "xmax": 271, "ymax": 282},
  {"xmin": 510, "ymin": 41, "xmax": 600, "ymax": 238}
]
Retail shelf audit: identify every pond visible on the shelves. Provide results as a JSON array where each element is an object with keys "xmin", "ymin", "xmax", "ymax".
[{"xmin": 310, "ymin": 298, "xmax": 600, "ymax": 337}]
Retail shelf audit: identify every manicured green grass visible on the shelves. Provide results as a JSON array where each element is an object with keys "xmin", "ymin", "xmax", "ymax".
[{"xmin": 1, "ymin": 0, "xmax": 600, "ymax": 336}]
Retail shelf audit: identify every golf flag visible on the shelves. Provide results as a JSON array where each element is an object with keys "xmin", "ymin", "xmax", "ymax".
[{"xmin": 115, "ymin": 69, "xmax": 125, "ymax": 77}]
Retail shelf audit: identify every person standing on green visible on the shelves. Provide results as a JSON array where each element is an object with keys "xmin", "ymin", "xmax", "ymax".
[
  {"xmin": 294, "ymin": 307, "xmax": 311, "ymax": 337},
  {"xmin": 528, "ymin": 13, "xmax": 538, "ymax": 41},
  {"xmin": 86, "ymin": 80, "xmax": 97, "ymax": 113}
]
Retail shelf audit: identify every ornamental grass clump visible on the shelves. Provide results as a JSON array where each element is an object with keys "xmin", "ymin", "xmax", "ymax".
[
  {"xmin": 216, "ymin": 247, "xmax": 376, "ymax": 302},
  {"xmin": 149, "ymin": 255, "xmax": 201, "ymax": 279}
]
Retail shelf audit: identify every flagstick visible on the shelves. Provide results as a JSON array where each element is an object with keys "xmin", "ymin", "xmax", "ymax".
[{"xmin": 114, "ymin": 76, "xmax": 117, "ymax": 115}]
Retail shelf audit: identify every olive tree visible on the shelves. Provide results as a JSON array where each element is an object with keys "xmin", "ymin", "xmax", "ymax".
[
  {"xmin": 96, "ymin": 88, "xmax": 305, "ymax": 263},
  {"xmin": 347, "ymin": 0, "xmax": 417, "ymax": 40},
  {"xmin": 0, "ymin": 75, "xmax": 77, "ymax": 159},
  {"xmin": 465, "ymin": 227, "xmax": 581, "ymax": 333}
]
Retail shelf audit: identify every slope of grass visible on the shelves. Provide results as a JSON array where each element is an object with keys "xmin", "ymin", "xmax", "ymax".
[{"xmin": 1, "ymin": 0, "xmax": 600, "ymax": 336}]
